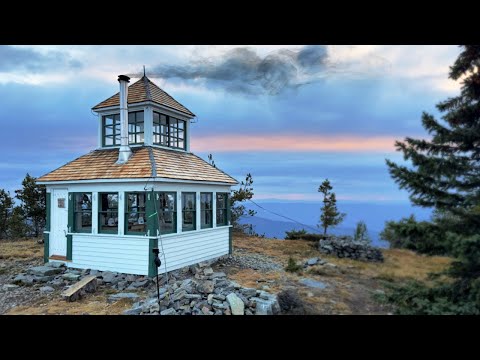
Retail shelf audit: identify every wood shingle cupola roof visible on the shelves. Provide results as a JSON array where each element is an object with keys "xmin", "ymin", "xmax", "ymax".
[
  {"xmin": 37, "ymin": 147, "xmax": 237, "ymax": 185},
  {"xmin": 92, "ymin": 76, "xmax": 195, "ymax": 117}
]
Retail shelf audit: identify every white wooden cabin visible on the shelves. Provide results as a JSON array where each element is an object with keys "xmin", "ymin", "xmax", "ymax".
[{"xmin": 37, "ymin": 75, "xmax": 237, "ymax": 276}]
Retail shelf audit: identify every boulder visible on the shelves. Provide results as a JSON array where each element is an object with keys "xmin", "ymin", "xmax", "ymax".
[
  {"xmin": 160, "ymin": 308, "xmax": 177, "ymax": 315},
  {"xmin": 2, "ymin": 284, "xmax": 19, "ymax": 291},
  {"xmin": 39, "ymin": 286, "xmax": 55, "ymax": 294},
  {"xmin": 306, "ymin": 257, "xmax": 319, "ymax": 266},
  {"xmin": 240, "ymin": 288, "xmax": 257, "ymax": 298},
  {"xmin": 62, "ymin": 273, "xmax": 80, "ymax": 281},
  {"xmin": 123, "ymin": 307, "xmax": 143, "ymax": 315},
  {"xmin": 101, "ymin": 272, "xmax": 119, "ymax": 284},
  {"xmin": 28, "ymin": 266, "xmax": 63, "ymax": 277},
  {"xmin": 203, "ymin": 267, "xmax": 214, "ymax": 276},
  {"xmin": 46, "ymin": 262, "xmax": 65, "ymax": 269},
  {"xmin": 173, "ymin": 288, "xmax": 187, "ymax": 302},
  {"xmin": 197, "ymin": 280, "xmax": 214, "ymax": 294},
  {"xmin": 185, "ymin": 294, "xmax": 202, "ymax": 300},
  {"xmin": 210, "ymin": 272, "xmax": 227, "ymax": 279},
  {"xmin": 226, "ymin": 293, "xmax": 245, "ymax": 315},
  {"xmin": 107, "ymin": 292, "xmax": 140, "ymax": 303},
  {"xmin": 180, "ymin": 279, "xmax": 197, "ymax": 294}
]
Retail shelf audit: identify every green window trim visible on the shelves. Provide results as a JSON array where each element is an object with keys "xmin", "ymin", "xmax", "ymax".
[
  {"xmin": 153, "ymin": 111, "xmax": 186, "ymax": 150},
  {"xmin": 125, "ymin": 192, "xmax": 147, "ymax": 236},
  {"xmin": 182, "ymin": 192, "xmax": 196, "ymax": 232},
  {"xmin": 98, "ymin": 192, "xmax": 119, "ymax": 234},
  {"xmin": 45, "ymin": 193, "xmax": 51, "ymax": 232},
  {"xmin": 72, "ymin": 192, "xmax": 93, "ymax": 233},
  {"xmin": 156, "ymin": 192, "xmax": 177, "ymax": 235},
  {"xmin": 216, "ymin": 192, "xmax": 228, "ymax": 226},
  {"xmin": 200, "ymin": 192, "xmax": 213, "ymax": 229}
]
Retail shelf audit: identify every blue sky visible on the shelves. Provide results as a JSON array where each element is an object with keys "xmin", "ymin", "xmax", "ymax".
[{"xmin": 0, "ymin": 45, "xmax": 462, "ymax": 204}]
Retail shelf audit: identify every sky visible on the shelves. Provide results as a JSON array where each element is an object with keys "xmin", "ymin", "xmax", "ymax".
[{"xmin": 0, "ymin": 45, "xmax": 462, "ymax": 204}]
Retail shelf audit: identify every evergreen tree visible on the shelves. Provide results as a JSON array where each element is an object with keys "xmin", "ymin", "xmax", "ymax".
[
  {"xmin": 231, "ymin": 173, "xmax": 257, "ymax": 232},
  {"xmin": 15, "ymin": 174, "xmax": 46, "ymax": 238},
  {"xmin": 7, "ymin": 206, "xmax": 29, "ymax": 239},
  {"xmin": 318, "ymin": 179, "xmax": 345, "ymax": 235},
  {"xmin": 354, "ymin": 221, "xmax": 370, "ymax": 243},
  {"xmin": 0, "ymin": 189, "xmax": 14, "ymax": 239},
  {"xmin": 386, "ymin": 45, "xmax": 480, "ymax": 313}
]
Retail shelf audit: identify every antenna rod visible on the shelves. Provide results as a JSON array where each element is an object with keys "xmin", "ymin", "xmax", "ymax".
[{"xmin": 143, "ymin": 65, "xmax": 146, "ymax": 77}]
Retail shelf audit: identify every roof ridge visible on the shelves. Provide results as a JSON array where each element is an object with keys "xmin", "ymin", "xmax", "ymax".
[
  {"xmin": 147, "ymin": 146, "xmax": 157, "ymax": 177},
  {"xmin": 143, "ymin": 76, "xmax": 152, "ymax": 101},
  {"xmin": 147, "ymin": 78, "xmax": 195, "ymax": 117}
]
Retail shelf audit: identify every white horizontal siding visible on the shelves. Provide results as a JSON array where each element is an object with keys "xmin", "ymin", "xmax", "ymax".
[
  {"xmin": 157, "ymin": 227, "xmax": 229, "ymax": 274},
  {"xmin": 68, "ymin": 235, "xmax": 149, "ymax": 275}
]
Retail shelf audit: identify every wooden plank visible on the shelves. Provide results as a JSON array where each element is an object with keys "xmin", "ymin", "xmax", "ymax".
[
  {"xmin": 49, "ymin": 255, "xmax": 67, "ymax": 261},
  {"xmin": 62, "ymin": 275, "xmax": 97, "ymax": 302}
]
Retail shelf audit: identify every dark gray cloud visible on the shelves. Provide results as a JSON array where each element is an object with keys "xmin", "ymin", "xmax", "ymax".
[
  {"xmin": 0, "ymin": 46, "xmax": 83, "ymax": 73},
  {"xmin": 128, "ymin": 46, "xmax": 332, "ymax": 95}
]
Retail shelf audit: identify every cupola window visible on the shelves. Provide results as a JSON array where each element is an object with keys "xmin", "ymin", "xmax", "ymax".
[
  {"xmin": 153, "ymin": 112, "xmax": 186, "ymax": 150},
  {"xmin": 102, "ymin": 111, "xmax": 144, "ymax": 147}
]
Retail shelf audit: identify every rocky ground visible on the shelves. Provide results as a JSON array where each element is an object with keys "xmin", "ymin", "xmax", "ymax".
[{"xmin": 0, "ymin": 235, "xmax": 451, "ymax": 315}]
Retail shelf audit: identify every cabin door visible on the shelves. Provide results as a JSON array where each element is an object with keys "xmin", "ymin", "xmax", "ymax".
[{"xmin": 50, "ymin": 189, "xmax": 68, "ymax": 257}]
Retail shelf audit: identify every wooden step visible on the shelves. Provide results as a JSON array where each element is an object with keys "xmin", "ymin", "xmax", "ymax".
[
  {"xmin": 49, "ymin": 255, "xmax": 68, "ymax": 261},
  {"xmin": 62, "ymin": 275, "xmax": 97, "ymax": 302}
]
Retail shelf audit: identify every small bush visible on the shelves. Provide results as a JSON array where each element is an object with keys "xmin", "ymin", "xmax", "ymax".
[
  {"xmin": 285, "ymin": 229, "xmax": 323, "ymax": 242},
  {"xmin": 285, "ymin": 257, "xmax": 303, "ymax": 273},
  {"xmin": 277, "ymin": 289, "xmax": 309, "ymax": 315}
]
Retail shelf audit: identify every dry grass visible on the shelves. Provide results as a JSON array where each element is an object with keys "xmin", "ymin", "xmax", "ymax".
[
  {"xmin": 6, "ymin": 294, "xmax": 133, "ymax": 315},
  {"xmin": 0, "ymin": 239, "xmax": 43, "ymax": 260},
  {"xmin": 228, "ymin": 268, "xmax": 284, "ymax": 292}
]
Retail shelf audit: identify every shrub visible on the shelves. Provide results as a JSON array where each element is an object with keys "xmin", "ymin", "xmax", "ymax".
[
  {"xmin": 285, "ymin": 257, "xmax": 302, "ymax": 273},
  {"xmin": 380, "ymin": 215, "xmax": 451, "ymax": 255},
  {"xmin": 353, "ymin": 221, "xmax": 371, "ymax": 243},
  {"xmin": 285, "ymin": 229, "xmax": 323, "ymax": 242},
  {"xmin": 277, "ymin": 289, "xmax": 309, "ymax": 314}
]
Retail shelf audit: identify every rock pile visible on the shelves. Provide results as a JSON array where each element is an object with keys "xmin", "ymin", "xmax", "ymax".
[
  {"xmin": 318, "ymin": 235, "xmax": 384, "ymax": 262},
  {"xmin": 123, "ymin": 263, "xmax": 280, "ymax": 315}
]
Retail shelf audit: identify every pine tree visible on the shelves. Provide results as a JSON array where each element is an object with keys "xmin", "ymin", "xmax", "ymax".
[
  {"xmin": 354, "ymin": 221, "xmax": 370, "ymax": 243},
  {"xmin": 15, "ymin": 174, "xmax": 46, "ymax": 238},
  {"xmin": 386, "ymin": 45, "xmax": 480, "ymax": 313},
  {"xmin": 318, "ymin": 179, "xmax": 345, "ymax": 235},
  {"xmin": 0, "ymin": 189, "xmax": 14, "ymax": 239}
]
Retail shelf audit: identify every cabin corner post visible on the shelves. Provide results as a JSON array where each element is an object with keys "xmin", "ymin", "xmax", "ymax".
[
  {"xmin": 146, "ymin": 191, "xmax": 160, "ymax": 277},
  {"xmin": 229, "ymin": 226, "xmax": 233, "ymax": 255},
  {"xmin": 43, "ymin": 192, "xmax": 51, "ymax": 263},
  {"xmin": 67, "ymin": 193, "xmax": 74, "ymax": 260}
]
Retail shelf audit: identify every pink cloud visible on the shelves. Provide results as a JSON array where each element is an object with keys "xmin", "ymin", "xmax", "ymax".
[{"xmin": 191, "ymin": 134, "xmax": 398, "ymax": 152}]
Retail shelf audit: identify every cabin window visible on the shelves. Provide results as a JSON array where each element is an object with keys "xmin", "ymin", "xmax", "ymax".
[
  {"xmin": 216, "ymin": 193, "xmax": 228, "ymax": 226},
  {"xmin": 102, "ymin": 111, "xmax": 144, "ymax": 147},
  {"xmin": 200, "ymin": 193, "xmax": 213, "ymax": 229},
  {"xmin": 153, "ymin": 112, "xmax": 186, "ymax": 150},
  {"xmin": 102, "ymin": 114, "xmax": 121, "ymax": 146},
  {"xmin": 128, "ymin": 111, "xmax": 144, "ymax": 145},
  {"xmin": 182, "ymin": 192, "xmax": 196, "ymax": 231},
  {"xmin": 125, "ymin": 192, "xmax": 146, "ymax": 235},
  {"xmin": 73, "ymin": 193, "xmax": 92, "ymax": 233},
  {"xmin": 156, "ymin": 192, "xmax": 177, "ymax": 234},
  {"xmin": 98, "ymin": 193, "xmax": 118, "ymax": 234}
]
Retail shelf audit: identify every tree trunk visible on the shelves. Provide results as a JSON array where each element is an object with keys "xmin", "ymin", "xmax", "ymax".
[{"xmin": 323, "ymin": 225, "xmax": 327, "ymax": 235}]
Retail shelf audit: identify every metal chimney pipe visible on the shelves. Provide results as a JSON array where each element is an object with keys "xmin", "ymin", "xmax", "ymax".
[{"xmin": 116, "ymin": 75, "xmax": 132, "ymax": 164}]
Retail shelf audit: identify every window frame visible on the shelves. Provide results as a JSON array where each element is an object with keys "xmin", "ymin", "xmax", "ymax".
[
  {"xmin": 98, "ymin": 192, "xmax": 119, "ymax": 234},
  {"xmin": 156, "ymin": 192, "xmax": 177, "ymax": 234},
  {"xmin": 153, "ymin": 111, "xmax": 186, "ymax": 150},
  {"xmin": 72, "ymin": 192, "xmax": 93, "ymax": 233},
  {"xmin": 124, "ymin": 192, "xmax": 147, "ymax": 236},
  {"xmin": 128, "ymin": 111, "xmax": 145, "ymax": 145},
  {"xmin": 102, "ymin": 114, "xmax": 121, "ymax": 147},
  {"xmin": 200, "ymin": 192, "xmax": 213, "ymax": 229},
  {"xmin": 182, "ymin": 192, "xmax": 196, "ymax": 232},
  {"xmin": 216, "ymin": 192, "xmax": 228, "ymax": 227}
]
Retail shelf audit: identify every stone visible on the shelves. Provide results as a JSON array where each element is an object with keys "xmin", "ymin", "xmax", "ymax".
[
  {"xmin": 226, "ymin": 293, "xmax": 245, "ymax": 315},
  {"xmin": 306, "ymin": 257, "xmax": 319, "ymax": 266},
  {"xmin": 62, "ymin": 273, "xmax": 80, "ymax": 281},
  {"xmin": 48, "ymin": 279, "xmax": 64, "ymax": 288},
  {"xmin": 207, "ymin": 294, "xmax": 214, "ymax": 304},
  {"xmin": 318, "ymin": 236, "xmax": 383, "ymax": 262},
  {"xmin": 101, "ymin": 272, "xmax": 119, "ymax": 284},
  {"xmin": 173, "ymin": 288, "xmax": 187, "ymax": 302},
  {"xmin": 149, "ymin": 303, "xmax": 160, "ymax": 313},
  {"xmin": 240, "ymin": 288, "xmax": 257, "ymax": 298},
  {"xmin": 117, "ymin": 281, "xmax": 128, "ymax": 291},
  {"xmin": 161, "ymin": 308, "xmax": 177, "ymax": 315},
  {"xmin": 28, "ymin": 266, "xmax": 63, "ymax": 277},
  {"xmin": 203, "ymin": 267, "xmax": 214, "ymax": 276},
  {"xmin": 126, "ymin": 274, "xmax": 137, "ymax": 282},
  {"xmin": 13, "ymin": 274, "xmax": 34, "ymax": 285},
  {"xmin": 132, "ymin": 279, "xmax": 150, "ymax": 288},
  {"xmin": 39, "ymin": 286, "xmax": 55, "ymax": 293},
  {"xmin": 90, "ymin": 270, "xmax": 99, "ymax": 277},
  {"xmin": 2, "ymin": 284, "xmax": 19, "ymax": 291},
  {"xmin": 198, "ymin": 261, "xmax": 210, "ymax": 268},
  {"xmin": 107, "ymin": 292, "xmax": 140, "ymax": 303},
  {"xmin": 34, "ymin": 275, "xmax": 54, "ymax": 283},
  {"xmin": 254, "ymin": 299, "xmax": 272, "ymax": 315},
  {"xmin": 197, "ymin": 280, "xmax": 215, "ymax": 294},
  {"xmin": 299, "ymin": 278, "xmax": 328, "ymax": 289},
  {"xmin": 261, "ymin": 285, "xmax": 270, "ymax": 291},
  {"xmin": 214, "ymin": 310, "xmax": 223, "ymax": 315},
  {"xmin": 210, "ymin": 272, "xmax": 226, "ymax": 279},
  {"xmin": 325, "ymin": 263, "xmax": 337, "ymax": 268},
  {"xmin": 123, "ymin": 307, "xmax": 143, "ymax": 315},
  {"xmin": 245, "ymin": 309, "xmax": 253, "ymax": 315},
  {"xmin": 66, "ymin": 270, "xmax": 81, "ymax": 275},
  {"xmin": 213, "ymin": 294, "xmax": 226, "ymax": 301},
  {"xmin": 201, "ymin": 306, "xmax": 213, "ymax": 315},
  {"xmin": 46, "ymin": 262, "xmax": 65, "ymax": 269},
  {"xmin": 185, "ymin": 294, "xmax": 202, "ymax": 300},
  {"xmin": 180, "ymin": 279, "xmax": 197, "ymax": 294},
  {"xmin": 212, "ymin": 302, "xmax": 228, "ymax": 310}
]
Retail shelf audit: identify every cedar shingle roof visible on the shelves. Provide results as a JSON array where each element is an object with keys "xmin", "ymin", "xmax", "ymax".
[
  {"xmin": 37, "ymin": 147, "xmax": 237, "ymax": 185},
  {"xmin": 92, "ymin": 76, "xmax": 195, "ymax": 117}
]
